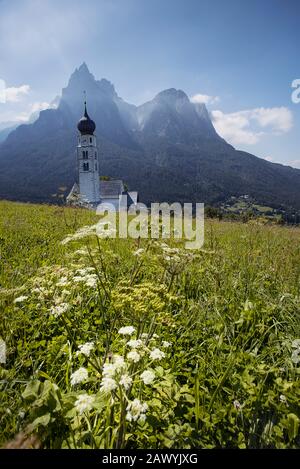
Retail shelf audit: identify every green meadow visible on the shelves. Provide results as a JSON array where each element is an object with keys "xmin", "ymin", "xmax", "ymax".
[{"xmin": 0, "ymin": 200, "xmax": 299, "ymax": 448}]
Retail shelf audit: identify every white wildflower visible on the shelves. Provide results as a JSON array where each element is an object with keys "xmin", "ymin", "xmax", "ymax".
[
  {"xmin": 133, "ymin": 248, "xmax": 145, "ymax": 257},
  {"xmin": 113, "ymin": 355, "xmax": 125, "ymax": 370},
  {"xmin": 73, "ymin": 275, "xmax": 85, "ymax": 282},
  {"xmin": 103, "ymin": 363, "xmax": 117, "ymax": 378},
  {"xmin": 292, "ymin": 339, "xmax": 300, "ymax": 349},
  {"xmin": 118, "ymin": 326, "xmax": 136, "ymax": 336},
  {"xmin": 162, "ymin": 246, "xmax": 180, "ymax": 255},
  {"xmin": 127, "ymin": 350, "xmax": 141, "ymax": 363},
  {"xmin": 70, "ymin": 367, "xmax": 88, "ymax": 386},
  {"xmin": 291, "ymin": 350, "xmax": 300, "ymax": 364},
  {"xmin": 74, "ymin": 249, "xmax": 88, "ymax": 256},
  {"xmin": 291, "ymin": 339, "xmax": 300, "ymax": 363},
  {"xmin": 61, "ymin": 236, "xmax": 73, "ymax": 245},
  {"xmin": 77, "ymin": 268, "xmax": 95, "ymax": 275},
  {"xmin": 50, "ymin": 303, "xmax": 69, "ymax": 318},
  {"xmin": 0, "ymin": 339, "xmax": 6, "ymax": 364},
  {"xmin": 127, "ymin": 339, "xmax": 143, "ymax": 349},
  {"xmin": 85, "ymin": 276, "xmax": 98, "ymax": 287},
  {"xmin": 76, "ymin": 342, "xmax": 94, "ymax": 357},
  {"xmin": 140, "ymin": 369, "xmax": 155, "ymax": 385},
  {"xmin": 56, "ymin": 277, "xmax": 69, "ymax": 287},
  {"xmin": 75, "ymin": 394, "xmax": 94, "ymax": 414},
  {"xmin": 102, "ymin": 355, "xmax": 126, "ymax": 378},
  {"xmin": 126, "ymin": 398, "xmax": 148, "ymax": 422},
  {"xmin": 100, "ymin": 376, "xmax": 117, "ymax": 393},
  {"xmin": 162, "ymin": 341, "xmax": 171, "ymax": 348},
  {"xmin": 96, "ymin": 226, "xmax": 117, "ymax": 238},
  {"xmin": 233, "ymin": 400, "xmax": 242, "ymax": 410},
  {"xmin": 149, "ymin": 348, "xmax": 165, "ymax": 361},
  {"xmin": 14, "ymin": 295, "xmax": 28, "ymax": 304},
  {"xmin": 120, "ymin": 374, "xmax": 133, "ymax": 390},
  {"xmin": 32, "ymin": 287, "xmax": 46, "ymax": 294},
  {"xmin": 280, "ymin": 394, "xmax": 287, "ymax": 404},
  {"xmin": 61, "ymin": 224, "xmax": 98, "ymax": 244}
]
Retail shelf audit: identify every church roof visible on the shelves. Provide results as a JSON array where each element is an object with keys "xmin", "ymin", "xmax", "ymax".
[
  {"xmin": 66, "ymin": 182, "xmax": 80, "ymax": 201},
  {"xmin": 99, "ymin": 179, "xmax": 124, "ymax": 198}
]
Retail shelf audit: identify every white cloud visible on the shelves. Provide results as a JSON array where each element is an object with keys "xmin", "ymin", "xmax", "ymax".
[
  {"xmin": 253, "ymin": 107, "xmax": 293, "ymax": 133},
  {"xmin": 15, "ymin": 101, "xmax": 53, "ymax": 122},
  {"xmin": 211, "ymin": 107, "xmax": 293, "ymax": 145},
  {"xmin": 286, "ymin": 159, "xmax": 300, "ymax": 169},
  {"xmin": 190, "ymin": 93, "xmax": 220, "ymax": 105},
  {"xmin": 5, "ymin": 84, "xmax": 30, "ymax": 102},
  {"xmin": 264, "ymin": 156, "xmax": 274, "ymax": 162}
]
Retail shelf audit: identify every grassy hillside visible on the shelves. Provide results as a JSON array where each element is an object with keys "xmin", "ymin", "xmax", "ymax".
[{"xmin": 0, "ymin": 200, "xmax": 300, "ymax": 448}]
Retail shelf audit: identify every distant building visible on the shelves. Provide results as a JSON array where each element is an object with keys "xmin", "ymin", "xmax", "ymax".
[
  {"xmin": 99, "ymin": 179, "xmax": 138, "ymax": 211},
  {"xmin": 67, "ymin": 100, "xmax": 138, "ymax": 210}
]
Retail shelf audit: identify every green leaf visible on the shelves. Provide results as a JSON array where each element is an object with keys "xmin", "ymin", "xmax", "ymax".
[
  {"xmin": 31, "ymin": 412, "xmax": 51, "ymax": 429},
  {"xmin": 22, "ymin": 380, "xmax": 41, "ymax": 403},
  {"xmin": 287, "ymin": 413, "xmax": 299, "ymax": 441}
]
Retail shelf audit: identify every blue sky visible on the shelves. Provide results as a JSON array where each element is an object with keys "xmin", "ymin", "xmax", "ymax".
[{"xmin": 0, "ymin": 0, "xmax": 299, "ymax": 167}]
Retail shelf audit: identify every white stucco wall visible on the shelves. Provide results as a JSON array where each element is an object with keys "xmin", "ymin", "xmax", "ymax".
[{"xmin": 77, "ymin": 133, "xmax": 100, "ymax": 203}]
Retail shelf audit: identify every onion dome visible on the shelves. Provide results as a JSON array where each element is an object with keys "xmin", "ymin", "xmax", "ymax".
[{"xmin": 77, "ymin": 102, "xmax": 96, "ymax": 135}]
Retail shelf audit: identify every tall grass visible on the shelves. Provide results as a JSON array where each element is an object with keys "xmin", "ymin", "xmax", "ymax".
[{"xmin": 0, "ymin": 201, "xmax": 299, "ymax": 448}]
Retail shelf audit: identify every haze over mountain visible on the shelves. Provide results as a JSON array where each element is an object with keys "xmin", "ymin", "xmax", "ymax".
[{"xmin": 0, "ymin": 63, "xmax": 300, "ymax": 209}]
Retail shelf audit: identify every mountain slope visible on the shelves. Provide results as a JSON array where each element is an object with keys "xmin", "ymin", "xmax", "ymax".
[{"xmin": 0, "ymin": 63, "xmax": 300, "ymax": 209}]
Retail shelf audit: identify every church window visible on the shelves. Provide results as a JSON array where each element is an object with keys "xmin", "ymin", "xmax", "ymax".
[
  {"xmin": 90, "ymin": 137, "xmax": 92, "ymax": 143},
  {"xmin": 83, "ymin": 162, "xmax": 89, "ymax": 171},
  {"xmin": 83, "ymin": 150, "xmax": 88, "ymax": 159},
  {"xmin": 95, "ymin": 152, "xmax": 97, "ymax": 159}
]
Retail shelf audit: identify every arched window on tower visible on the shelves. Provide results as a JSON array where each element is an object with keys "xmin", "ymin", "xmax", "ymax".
[
  {"xmin": 95, "ymin": 151, "xmax": 97, "ymax": 159},
  {"xmin": 90, "ymin": 137, "xmax": 92, "ymax": 143},
  {"xmin": 82, "ymin": 150, "xmax": 88, "ymax": 159},
  {"xmin": 83, "ymin": 162, "xmax": 89, "ymax": 171}
]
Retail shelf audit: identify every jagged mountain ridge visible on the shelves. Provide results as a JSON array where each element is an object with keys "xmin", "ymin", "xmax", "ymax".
[{"xmin": 0, "ymin": 62, "xmax": 300, "ymax": 209}]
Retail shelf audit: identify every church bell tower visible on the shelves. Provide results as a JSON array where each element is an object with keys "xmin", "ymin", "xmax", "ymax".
[{"xmin": 77, "ymin": 100, "xmax": 100, "ymax": 204}]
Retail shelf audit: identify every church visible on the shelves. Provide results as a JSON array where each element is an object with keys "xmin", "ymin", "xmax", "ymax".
[{"xmin": 67, "ymin": 100, "xmax": 138, "ymax": 210}]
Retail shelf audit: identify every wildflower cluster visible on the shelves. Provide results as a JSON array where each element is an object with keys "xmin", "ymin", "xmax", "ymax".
[
  {"xmin": 76, "ymin": 342, "xmax": 95, "ymax": 357},
  {"xmin": 291, "ymin": 339, "xmax": 300, "ymax": 364},
  {"xmin": 61, "ymin": 221, "xmax": 117, "ymax": 244},
  {"xmin": 60, "ymin": 326, "xmax": 173, "ymax": 436},
  {"xmin": 61, "ymin": 224, "xmax": 98, "ymax": 245},
  {"xmin": 73, "ymin": 267, "xmax": 98, "ymax": 288}
]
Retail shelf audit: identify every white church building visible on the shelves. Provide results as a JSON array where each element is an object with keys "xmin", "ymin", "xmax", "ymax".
[{"xmin": 67, "ymin": 100, "xmax": 138, "ymax": 210}]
